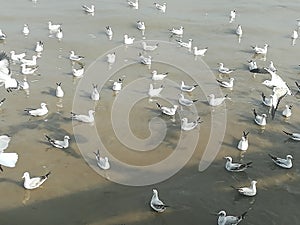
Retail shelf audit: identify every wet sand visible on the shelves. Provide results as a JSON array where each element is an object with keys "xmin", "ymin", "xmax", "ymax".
[{"xmin": 1, "ymin": 0, "xmax": 300, "ymax": 224}]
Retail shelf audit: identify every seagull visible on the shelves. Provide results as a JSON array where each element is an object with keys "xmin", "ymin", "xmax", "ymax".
[
  {"xmin": 181, "ymin": 117, "xmax": 202, "ymax": 131},
  {"xmin": 137, "ymin": 21, "xmax": 146, "ymax": 34},
  {"xmin": 35, "ymin": 41, "xmax": 44, "ymax": 53},
  {"xmin": 193, "ymin": 47, "xmax": 208, "ymax": 56},
  {"xmin": 22, "ymin": 24, "xmax": 30, "ymax": 36},
  {"xmin": 216, "ymin": 78, "xmax": 234, "ymax": 88},
  {"xmin": 253, "ymin": 109, "xmax": 267, "ymax": 126},
  {"xmin": 105, "ymin": 26, "xmax": 113, "ymax": 40},
  {"xmin": 282, "ymin": 130, "xmax": 300, "ymax": 141},
  {"xmin": 237, "ymin": 131, "xmax": 249, "ymax": 151},
  {"xmin": 0, "ymin": 52, "xmax": 20, "ymax": 91},
  {"xmin": 107, "ymin": 52, "xmax": 116, "ymax": 64},
  {"xmin": 139, "ymin": 53, "xmax": 152, "ymax": 65},
  {"xmin": 247, "ymin": 60, "xmax": 267, "ymax": 73},
  {"xmin": 112, "ymin": 78, "xmax": 123, "ymax": 91},
  {"xmin": 91, "ymin": 84, "xmax": 100, "ymax": 101},
  {"xmin": 291, "ymin": 29, "xmax": 298, "ymax": 40},
  {"xmin": 94, "ymin": 150, "xmax": 110, "ymax": 170},
  {"xmin": 56, "ymin": 27, "xmax": 63, "ymax": 40},
  {"xmin": 180, "ymin": 81, "xmax": 198, "ymax": 92},
  {"xmin": 0, "ymin": 151, "xmax": 18, "ymax": 172},
  {"xmin": 124, "ymin": 34, "xmax": 135, "ymax": 44},
  {"xmin": 20, "ymin": 77, "xmax": 29, "ymax": 90},
  {"xmin": 127, "ymin": 0, "xmax": 139, "ymax": 9},
  {"xmin": 268, "ymin": 154, "xmax": 293, "ymax": 169},
  {"xmin": 217, "ymin": 210, "xmax": 248, "ymax": 225},
  {"xmin": 229, "ymin": 10, "xmax": 236, "ymax": 23},
  {"xmin": 150, "ymin": 189, "xmax": 168, "ymax": 213},
  {"xmin": 156, "ymin": 103, "xmax": 178, "ymax": 116},
  {"xmin": 208, "ymin": 94, "xmax": 230, "ymax": 106},
  {"xmin": 10, "ymin": 51, "xmax": 26, "ymax": 62},
  {"xmin": 261, "ymin": 92, "xmax": 274, "ymax": 107},
  {"xmin": 154, "ymin": 2, "xmax": 166, "ymax": 13},
  {"xmin": 69, "ymin": 51, "xmax": 84, "ymax": 61},
  {"xmin": 148, "ymin": 84, "xmax": 163, "ymax": 97},
  {"xmin": 268, "ymin": 61, "xmax": 277, "ymax": 72},
  {"xmin": 48, "ymin": 21, "xmax": 61, "ymax": 32},
  {"xmin": 0, "ymin": 134, "xmax": 10, "ymax": 152},
  {"xmin": 0, "ymin": 98, "xmax": 6, "ymax": 107},
  {"xmin": 224, "ymin": 156, "xmax": 252, "ymax": 172},
  {"xmin": 151, "ymin": 70, "xmax": 168, "ymax": 81},
  {"xmin": 232, "ymin": 180, "xmax": 257, "ymax": 197},
  {"xmin": 22, "ymin": 171, "xmax": 51, "ymax": 190},
  {"xmin": 142, "ymin": 42, "xmax": 159, "ymax": 51},
  {"xmin": 218, "ymin": 63, "xmax": 235, "ymax": 74},
  {"xmin": 235, "ymin": 24, "xmax": 243, "ymax": 37},
  {"xmin": 82, "ymin": 4, "xmax": 95, "ymax": 14},
  {"xmin": 0, "ymin": 29, "xmax": 6, "ymax": 40},
  {"xmin": 252, "ymin": 44, "xmax": 268, "ymax": 55},
  {"xmin": 169, "ymin": 26, "xmax": 184, "ymax": 36},
  {"xmin": 282, "ymin": 105, "xmax": 292, "ymax": 118},
  {"xmin": 24, "ymin": 103, "xmax": 48, "ymax": 117},
  {"xmin": 177, "ymin": 38, "xmax": 193, "ymax": 49},
  {"xmin": 71, "ymin": 110, "xmax": 95, "ymax": 123},
  {"xmin": 45, "ymin": 135, "xmax": 70, "ymax": 149},
  {"xmin": 178, "ymin": 93, "xmax": 198, "ymax": 106},
  {"xmin": 56, "ymin": 82, "xmax": 64, "ymax": 98},
  {"xmin": 21, "ymin": 55, "xmax": 38, "ymax": 67},
  {"xmin": 72, "ymin": 64, "xmax": 84, "ymax": 77}
]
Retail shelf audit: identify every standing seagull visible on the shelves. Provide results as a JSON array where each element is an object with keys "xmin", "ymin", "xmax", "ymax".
[
  {"xmin": 22, "ymin": 171, "xmax": 51, "ymax": 190},
  {"xmin": 142, "ymin": 42, "xmax": 159, "ymax": 51},
  {"xmin": 24, "ymin": 103, "xmax": 48, "ymax": 117},
  {"xmin": 282, "ymin": 130, "xmax": 300, "ymax": 141},
  {"xmin": 151, "ymin": 70, "xmax": 168, "ymax": 81},
  {"xmin": 252, "ymin": 44, "xmax": 268, "ymax": 55},
  {"xmin": 91, "ymin": 84, "xmax": 100, "ymax": 101},
  {"xmin": 224, "ymin": 156, "xmax": 252, "ymax": 172},
  {"xmin": 229, "ymin": 10, "xmax": 236, "ymax": 23},
  {"xmin": 124, "ymin": 34, "xmax": 135, "ymax": 44},
  {"xmin": 45, "ymin": 135, "xmax": 70, "ymax": 149},
  {"xmin": 10, "ymin": 51, "xmax": 26, "ymax": 62},
  {"xmin": 139, "ymin": 53, "xmax": 152, "ymax": 65},
  {"xmin": 69, "ymin": 51, "xmax": 84, "ymax": 61},
  {"xmin": 217, "ymin": 210, "xmax": 248, "ymax": 225},
  {"xmin": 82, "ymin": 4, "xmax": 95, "ymax": 14},
  {"xmin": 218, "ymin": 63, "xmax": 235, "ymax": 74},
  {"xmin": 48, "ymin": 21, "xmax": 61, "ymax": 32},
  {"xmin": 105, "ymin": 26, "xmax": 113, "ymax": 40},
  {"xmin": 94, "ymin": 150, "xmax": 110, "ymax": 170},
  {"xmin": 22, "ymin": 24, "xmax": 30, "ymax": 36},
  {"xmin": 169, "ymin": 26, "xmax": 184, "ymax": 36},
  {"xmin": 253, "ymin": 109, "xmax": 267, "ymax": 126},
  {"xmin": 177, "ymin": 38, "xmax": 193, "ymax": 49},
  {"xmin": 208, "ymin": 94, "xmax": 230, "ymax": 106},
  {"xmin": 35, "ymin": 41, "xmax": 44, "ymax": 53},
  {"xmin": 136, "ymin": 21, "xmax": 145, "ymax": 36},
  {"xmin": 56, "ymin": 82, "xmax": 64, "ymax": 98},
  {"xmin": 148, "ymin": 84, "xmax": 164, "ymax": 98},
  {"xmin": 178, "ymin": 93, "xmax": 197, "ymax": 106},
  {"xmin": 291, "ymin": 29, "xmax": 298, "ymax": 45},
  {"xmin": 181, "ymin": 117, "xmax": 202, "ymax": 131},
  {"xmin": 268, "ymin": 154, "xmax": 293, "ymax": 169},
  {"xmin": 150, "ymin": 189, "xmax": 168, "ymax": 212},
  {"xmin": 56, "ymin": 27, "xmax": 63, "ymax": 40},
  {"xmin": 112, "ymin": 78, "xmax": 123, "ymax": 91},
  {"xmin": 154, "ymin": 2, "xmax": 166, "ymax": 13},
  {"xmin": 71, "ymin": 110, "xmax": 95, "ymax": 123},
  {"xmin": 282, "ymin": 105, "xmax": 292, "ymax": 118},
  {"xmin": 0, "ymin": 135, "xmax": 18, "ymax": 172},
  {"xmin": 232, "ymin": 180, "xmax": 257, "ymax": 197},
  {"xmin": 235, "ymin": 24, "xmax": 242, "ymax": 43},
  {"xmin": 193, "ymin": 47, "xmax": 208, "ymax": 56},
  {"xmin": 127, "ymin": 0, "xmax": 139, "ymax": 9},
  {"xmin": 216, "ymin": 77, "xmax": 234, "ymax": 88},
  {"xmin": 237, "ymin": 131, "xmax": 249, "ymax": 151},
  {"xmin": 156, "ymin": 103, "xmax": 178, "ymax": 116},
  {"xmin": 0, "ymin": 29, "xmax": 7, "ymax": 40},
  {"xmin": 180, "ymin": 81, "xmax": 198, "ymax": 92}
]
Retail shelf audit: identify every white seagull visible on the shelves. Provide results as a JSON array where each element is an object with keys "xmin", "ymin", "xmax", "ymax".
[
  {"xmin": 177, "ymin": 38, "xmax": 193, "ymax": 49},
  {"xmin": 218, "ymin": 63, "xmax": 235, "ymax": 74},
  {"xmin": 45, "ymin": 135, "xmax": 70, "ymax": 149},
  {"xmin": 229, "ymin": 10, "xmax": 236, "ymax": 23},
  {"xmin": 56, "ymin": 82, "xmax": 64, "ymax": 98},
  {"xmin": 269, "ymin": 154, "xmax": 293, "ymax": 169},
  {"xmin": 178, "ymin": 93, "xmax": 198, "ymax": 106},
  {"xmin": 216, "ymin": 77, "xmax": 234, "ymax": 88},
  {"xmin": 154, "ymin": 2, "xmax": 166, "ymax": 13},
  {"xmin": 35, "ymin": 41, "xmax": 44, "ymax": 53},
  {"xmin": 94, "ymin": 150, "xmax": 110, "ymax": 170},
  {"xmin": 91, "ymin": 84, "xmax": 100, "ymax": 101},
  {"xmin": 283, "ymin": 130, "xmax": 300, "ymax": 141},
  {"xmin": 24, "ymin": 103, "xmax": 48, "ymax": 117},
  {"xmin": 21, "ymin": 55, "xmax": 38, "ymax": 67},
  {"xmin": 181, "ymin": 117, "xmax": 202, "ymax": 131},
  {"xmin": 268, "ymin": 61, "xmax": 277, "ymax": 72},
  {"xmin": 56, "ymin": 27, "xmax": 63, "ymax": 40},
  {"xmin": 127, "ymin": 0, "xmax": 139, "ymax": 9},
  {"xmin": 232, "ymin": 180, "xmax": 257, "ymax": 197},
  {"xmin": 282, "ymin": 105, "xmax": 292, "ymax": 118},
  {"xmin": 151, "ymin": 70, "xmax": 168, "ymax": 81},
  {"xmin": 224, "ymin": 156, "xmax": 252, "ymax": 172},
  {"xmin": 20, "ymin": 77, "xmax": 29, "ymax": 90},
  {"xmin": 48, "ymin": 21, "xmax": 61, "ymax": 32},
  {"xmin": 261, "ymin": 92, "xmax": 273, "ymax": 107},
  {"xmin": 137, "ymin": 21, "xmax": 145, "ymax": 34},
  {"xmin": 208, "ymin": 94, "xmax": 230, "ymax": 106},
  {"xmin": 107, "ymin": 52, "xmax": 116, "ymax": 64},
  {"xmin": 253, "ymin": 109, "xmax": 267, "ymax": 126},
  {"xmin": 22, "ymin": 171, "xmax": 51, "ymax": 190},
  {"xmin": 169, "ymin": 26, "xmax": 184, "ymax": 36},
  {"xmin": 142, "ymin": 42, "xmax": 159, "ymax": 51},
  {"xmin": 139, "ymin": 53, "xmax": 152, "ymax": 65},
  {"xmin": 105, "ymin": 26, "xmax": 113, "ymax": 40},
  {"xmin": 82, "ymin": 4, "xmax": 95, "ymax": 14},
  {"xmin": 156, "ymin": 103, "xmax": 178, "ymax": 116},
  {"xmin": 22, "ymin": 24, "xmax": 30, "ymax": 36},
  {"xmin": 124, "ymin": 34, "xmax": 135, "ymax": 44},
  {"xmin": 0, "ymin": 135, "xmax": 18, "ymax": 172},
  {"xmin": 237, "ymin": 131, "xmax": 249, "ymax": 151},
  {"xmin": 72, "ymin": 64, "xmax": 84, "ymax": 77},
  {"xmin": 0, "ymin": 135, "xmax": 10, "ymax": 152},
  {"xmin": 193, "ymin": 47, "xmax": 208, "ymax": 56},
  {"xmin": 0, "ymin": 52, "xmax": 20, "ymax": 91},
  {"xmin": 148, "ymin": 84, "xmax": 164, "ymax": 98},
  {"xmin": 69, "ymin": 51, "xmax": 84, "ymax": 61},
  {"xmin": 180, "ymin": 81, "xmax": 198, "ymax": 92},
  {"xmin": 10, "ymin": 51, "xmax": 26, "ymax": 62},
  {"xmin": 252, "ymin": 44, "xmax": 268, "ymax": 55},
  {"xmin": 71, "ymin": 110, "xmax": 95, "ymax": 123},
  {"xmin": 0, "ymin": 29, "xmax": 6, "ymax": 40},
  {"xmin": 112, "ymin": 78, "xmax": 123, "ymax": 91},
  {"xmin": 235, "ymin": 24, "xmax": 243, "ymax": 37},
  {"xmin": 291, "ymin": 29, "xmax": 298, "ymax": 40},
  {"xmin": 150, "ymin": 189, "xmax": 168, "ymax": 213},
  {"xmin": 0, "ymin": 98, "xmax": 6, "ymax": 108},
  {"xmin": 217, "ymin": 210, "xmax": 248, "ymax": 225}
]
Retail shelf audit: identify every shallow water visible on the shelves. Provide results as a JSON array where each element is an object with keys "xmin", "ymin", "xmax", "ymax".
[{"xmin": 0, "ymin": 0, "xmax": 300, "ymax": 224}]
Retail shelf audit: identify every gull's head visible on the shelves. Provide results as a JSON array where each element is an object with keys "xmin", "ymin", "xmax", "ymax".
[
  {"xmin": 218, "ymin": 62, "xmax": 223, "ymax": 66},
  {"xmin": 151, "ymin": 70, "xmax": 157, "ymax": 75},
  {"xmin": 287, "ymin": 155, "xmax": 293, "ymax": 160},
  {"xmin": 64, "ymin": 135, "xmax": 70, "ymax": 140},
  {"xmin": 10, "ymin": 50, "xmax": 15, "ymax": 54},
  {"xmin": 152, "ymin": 189, "xmax": 158, "ymax": 195},
  {"xmin": 188, "ymin": 39, "xmax": 193, "ymax": 42},
  {"xmin": 262, "ymin": 114, "xmax": 267, "ymax": 118},
  {"xmin": 218, "ymin": 210, "xmax": 226, "ymax": 216},
  {"xmin": 22, "ymin": 172, "xmax": 29, "ymax": 179},
  {"xmin": 89, "ymin": 110, "xmax": 95, "ymax": 114},
  {"xmin": 48, "ymin": 21, "xmax": 52, "ymax": 25},
  {"xmin": 230, "ymin": 78, "xmax": 235, "ymax": 81},
  {"xmin": 181, "ymin": 117, "xmax": 188, "ymax": 123},
  {"xmin": 41, "ymin": 103, "xmax": 47, "ymax": 107},
  {"xmin": 264, "ymin": 44, "xmax": 269, "ymax": 47},
  {"xmin": 180, "ymin": 26, "xmax": 184, "ymax": 30},
  {"xmin": 124, "ymin": 34, "xmax": 128, "ymax": 38},
  {"xmin": 251, "ymin": 180, "xmax": 257, "ymax": 185},
  {"xmin": 224, "ymin": 156, "xmax": 232, "ymax": 162},
  {"xmin": 208, "ymin": 94, "xmax": 215, "ymax": 98}
]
